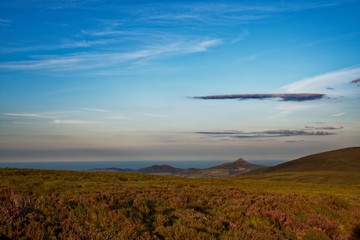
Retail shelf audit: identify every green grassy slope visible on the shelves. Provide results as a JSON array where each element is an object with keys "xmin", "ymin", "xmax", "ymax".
[
  {"xmin": 1, "ymin": 168, "xmax": 360, "ymax": 239},
  {"xmin": 265, "ymin": 147, "xmax": 360, "ymax": 173},
  {"xmin": 243, "ymin": 147, "xmax": 360, "ymax": 185}
]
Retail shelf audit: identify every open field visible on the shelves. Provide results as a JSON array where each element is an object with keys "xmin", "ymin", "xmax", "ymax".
[{"xmin": 1, "ymin": 168, "xmax": 359, "ymax": 239}]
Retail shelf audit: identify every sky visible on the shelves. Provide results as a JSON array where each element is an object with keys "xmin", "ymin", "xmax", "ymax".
[{"xmin": 0, "ymin": 0, "xmax": 359, "ymax": 162}]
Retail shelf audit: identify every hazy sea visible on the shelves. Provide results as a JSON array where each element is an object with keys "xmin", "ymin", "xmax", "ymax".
[{"xmin": 0, "ymin": 160, "xmax": 287, "ymax": 171}]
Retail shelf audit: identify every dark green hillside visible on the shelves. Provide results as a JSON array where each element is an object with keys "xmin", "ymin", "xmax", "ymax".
[
  {"xmin": 177, "ymin": 158, "xmax": 264, "ymax": 177},
  {"xmin": 266, "ymin": 147, "xmax": 360, "ymax": 173},
  {"xmin": 243, "ymin": 147, "xmax": 360, "ymax": 185}
]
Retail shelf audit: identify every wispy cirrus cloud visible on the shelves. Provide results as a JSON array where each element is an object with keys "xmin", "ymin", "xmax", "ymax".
[
  {"xmin": 228, "ymin": 30, "xmax": 250, "ymax": 44},
  {"xmin": 0, "ymin": 0, "xmax": 101, "ymax": 10},
  {"xmin": 0, "ymin": 18, "xmax": 11, "ymax": 26},
  {"xmin": 283, "ymin": 66, "xmax": 360, "ymax": 93},
  {"xmin": 138, "ymin": 13, "xmax": 202, "ymax": 22},
  {"xmin": 181, "ymin": 2, "xmax": 338, "ymax": 13},
  {"xmin": 44, "ymin": 0, "xmax": 102, "ymax": 10},
  {"xmin": 133, "ymin": 2, "xmax": 338, "ymax": 26},
  {"xmin": 13, "ymin": 121, "xmax": 36, "ymax": 125},
  {"xmin": 0, "ymin": 38, "xmax": 221, "ymax": 71},
  {"xmin": 0, "ymin": 39, "xmax": 114, "ymax": 54},
  {"xmin": 80, "ymin": 29, "xmax": 137, "ymax": 37},
  {"xmin": 107, "ymin": 116, "xmax": 126, "ymax": 120},
  {"xmin": 333, "ymin": 112, "xmax": 346, "ymax": 117},
  {"xmin": 83, "ymin": 108, "xmax": 112, "ymax": 113},
  {"xmin": 0, "ymin": 58, "xmax": 82, "ymax": 71},
  {"xmin": 190, "ymin": 39, "xmax": 222, "ymax": 52},
  {"xmin": 4, "ymin": 112, "xmax": 98, "ymax": 125},
  {"xmin": 134, "ymin": 112, "xmax": 167, "ymax": 118},
  {"xmin": 52, "ymin": 119, "xmax": 95, "ymax": 124},
  {"xmin": 236, "ymin": 51, "xmax": 265, "ymax": 62},
  {"xmin": 4, "ymin": 112, "xmax": 55, "ymax": 119},
  {"xmin": 272, "ymin": 102, "xmax": 315, "ymax": 116},
  {"xmin": 60, "ymin": 39, "xmax": 115, "ymax": 49},
  {"xmin": 0, "ymin": 1, "xmax": 339, "ymax": 74}
]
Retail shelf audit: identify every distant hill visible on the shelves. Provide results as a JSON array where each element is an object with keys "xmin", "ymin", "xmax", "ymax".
[
  {"xmin": 89, "ymin": 167, "xmax": 134, "ymax": 172},
  {"xmin": 265, "ymin": 147, "xmax": 360, "ymax": 173},
  {"xmin": 89, "ymin": 159, "xmax": 264, "ymax": 177},
  {"xmin": 177, "ymin": 158, "xmax": 264, "ymax": 177},
  {"xmin": 208, "ymin": 158, "xmax": 262, "ymax": 170},
  {"xmin": 137, "ymin": 165, "xmax": 183, "ymax": 175},
  {"xmin": 88, "ymin": 148, "xmax": 359, "ymax": 178}
]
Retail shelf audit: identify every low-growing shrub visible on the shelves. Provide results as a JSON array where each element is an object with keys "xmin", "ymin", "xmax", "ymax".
[{"xmin": 0, "ymin": 169, "xmax": 359, "ymax": 239}]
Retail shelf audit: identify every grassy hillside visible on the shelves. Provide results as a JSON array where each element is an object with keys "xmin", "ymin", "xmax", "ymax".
[
  {"xmin": 177, "ymin": 158, "xmax": 264, "ymax": 177},
  {"xmin": 244, "ymin": 147, "xmax": 360, "ymax": 185},
  {"xmin": 1, "ymin": 168, "xmax": 360, "ymax": 239},
  {"xmin": 265, "ymin": 147, "xmax": 360, "ymax": 173}
]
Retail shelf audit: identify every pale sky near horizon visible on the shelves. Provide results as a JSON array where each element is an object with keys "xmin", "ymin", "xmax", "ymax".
[{"xmin": 0, "ymin": 0, "xmax": 359, "ymax": 162}]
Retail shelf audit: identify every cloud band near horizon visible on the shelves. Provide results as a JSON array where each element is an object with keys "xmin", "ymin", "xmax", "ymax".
[
  {"xmin": 194, "ymin": 93, "xmax": 326, "ymax": 102},
  {"xmin": 196, "ymin": 128, "xmax": 339, "ymax": 139}
]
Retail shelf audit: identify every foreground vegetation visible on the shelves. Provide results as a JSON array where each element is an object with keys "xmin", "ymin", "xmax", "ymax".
[{"xmin": 1, "ymin": 168, "xmax": 360, "ymax": 239}]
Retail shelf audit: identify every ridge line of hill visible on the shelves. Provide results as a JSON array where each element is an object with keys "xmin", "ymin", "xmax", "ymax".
[{"xmin": 90, "ymin": 146, "xmax": 360, "ymax": 177}]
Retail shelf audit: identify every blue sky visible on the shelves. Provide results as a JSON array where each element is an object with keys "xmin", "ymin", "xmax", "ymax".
[{"xmin": 0, "ymin": 0, "xmax": 359, "ymax": 162}]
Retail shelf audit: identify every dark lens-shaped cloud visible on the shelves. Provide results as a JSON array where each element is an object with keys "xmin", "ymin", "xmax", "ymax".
[
  {"xmin": 351, "ymin": 78, "xmax": 360, "ymax": 85},
  {"xmin": 196, "ymin": 129, "xmax": 335, "ymax": 139},
  {"xmin": 262, "ymin": 129, "xmax": 333, "ymax": 136},
  {"xmin": 196, "ymin": 131, "xmax": 243, "ymax": 135},
  {"xmin": 305, "ymin": 125, "xmax": 343, "ymax": 130},
  {"xmin": 194, "ymin": 93, "xmax": 326, "ymax": 102}
]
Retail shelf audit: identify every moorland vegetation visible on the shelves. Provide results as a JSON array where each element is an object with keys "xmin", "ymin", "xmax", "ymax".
[{"xmin": 1, "ymin": 147, "xmax": 359, "ymax": 239}]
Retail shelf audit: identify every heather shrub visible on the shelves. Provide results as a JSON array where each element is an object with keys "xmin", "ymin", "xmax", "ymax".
[{"xmin": 0, "ymin": 169, "xmax": 359, "ymax": 239}]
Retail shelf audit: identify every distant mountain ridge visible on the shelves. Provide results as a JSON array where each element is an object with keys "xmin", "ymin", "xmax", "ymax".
[
  {"xmin": 89, "ymin": 147, "xmax": 360, "ymax": 177},
  {"xmin": 89, "ymin": 167, "xmax": 134, "ymax": 172},
  {"xmin": 89, "ymin": 158, "xmax": 264, "ymax": 177},
  {"xmin": 138, "ymin": 165, "xmax": 183, "ymax": 174},
  {"xmin": 182, "ymin": 158, "xmax": 264, "ymax": 177},
  {"xmin": 208, "ymin": 158, "xmax": 261, "ymax": 170}
]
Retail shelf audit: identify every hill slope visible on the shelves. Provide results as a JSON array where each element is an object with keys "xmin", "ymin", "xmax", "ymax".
[
  {"xmin": 89, "ymin": 167, "xmax": 134, "ymax": 172},
  {"xmin": 266, "ymin": 147, "xmax": 360, "ymax": 173},
  {"xmin": 89, "ymin": 159, "xmax": 264, "ymax": 177},
  {"xmin": 137, "ymin": 164, "xmax": 183, "ymax": 175},
  {"xmin": 208, "ymin": 158, "xmax": 261, "ymax": 170},
  {"xmin": 178, "ymin": 158, "xmax": 264, "ymax": 177}
]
